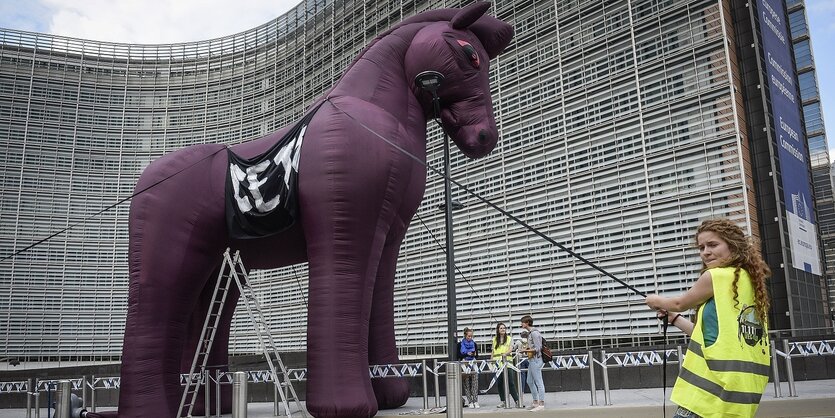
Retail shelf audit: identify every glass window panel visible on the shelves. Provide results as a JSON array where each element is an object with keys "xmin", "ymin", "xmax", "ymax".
[
  {"xmin": 793, "ymin": 39, "xmax": 813, "ymax": 69},
  {"xmin": 789, "ymin": 10, "xmax": 808, "ymax": 39},
  {"xmin": 798, "ymin": 71, "xmax": 819, "ymax": 101},
  {"xmin": 803, "ymin": 102, "xmax": 824, "ymax": 133}
]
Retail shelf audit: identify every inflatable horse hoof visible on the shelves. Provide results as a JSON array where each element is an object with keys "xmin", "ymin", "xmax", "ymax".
[{"xmin": 372, "ymin": 377, "xmax": 411, "ymax": 409}]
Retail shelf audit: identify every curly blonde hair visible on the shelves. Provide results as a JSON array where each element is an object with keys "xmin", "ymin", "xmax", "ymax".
[{"xmin": 696, "ymin": 219, "xmax": 771, "ymax": 323}]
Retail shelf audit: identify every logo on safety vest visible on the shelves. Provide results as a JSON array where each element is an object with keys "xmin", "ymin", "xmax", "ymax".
[{"xmin": 737, "ymin": 305, "xmax": 765, "ymax": 346}]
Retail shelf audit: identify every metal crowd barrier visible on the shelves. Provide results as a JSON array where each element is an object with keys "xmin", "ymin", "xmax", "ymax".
[
  {"xmin": 770, "ymin": 338, "xmax": 835, "ymax": 398},
  {"xmin": 4, "ymin": 338, "xmax": 834, "ymax": 416}
]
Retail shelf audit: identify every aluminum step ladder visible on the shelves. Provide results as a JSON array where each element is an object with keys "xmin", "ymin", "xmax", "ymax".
[{"xmin": 178, "ymin": 248, "xmax": 307, "ymax": 417}]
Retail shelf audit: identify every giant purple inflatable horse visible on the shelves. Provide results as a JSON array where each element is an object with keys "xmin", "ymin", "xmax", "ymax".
[{"xmin": 104, "ymin": 3, "xmax": 512, "ymax": 417}]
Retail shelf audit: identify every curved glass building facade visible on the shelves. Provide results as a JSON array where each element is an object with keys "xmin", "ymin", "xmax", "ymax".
[{"xmin": 0, "ymin": 0, "xmax": 830, "ymax": 361}]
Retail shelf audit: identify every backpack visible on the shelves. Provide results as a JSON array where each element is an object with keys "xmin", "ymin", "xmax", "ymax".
[{"xmin": 540, "ymin": 336, "xmax": 553, "ymax": 363}]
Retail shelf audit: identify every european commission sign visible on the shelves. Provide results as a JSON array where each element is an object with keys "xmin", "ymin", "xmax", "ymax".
[{"xmin": 758, "ymin": 0, "xmax": 821, "ymax": 275}]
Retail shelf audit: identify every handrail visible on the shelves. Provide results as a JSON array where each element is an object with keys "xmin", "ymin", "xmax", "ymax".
[{"xmin": 6, "ymin": 337, "xmax": 835, "ymax": 416}]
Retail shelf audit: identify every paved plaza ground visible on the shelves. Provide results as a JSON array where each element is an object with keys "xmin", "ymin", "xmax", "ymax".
[{"xmin": 4, "ymin": 378, "xmax": 833, "ymax": 418}]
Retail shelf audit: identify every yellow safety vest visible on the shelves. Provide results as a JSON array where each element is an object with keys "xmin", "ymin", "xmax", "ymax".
[
  {"xmin": 671, "ymin": 266, "xmax": 770, "ymax": 418},
  {"xmin": 491, "ymin": 336, "xmax": 513, "ymax": 366}
]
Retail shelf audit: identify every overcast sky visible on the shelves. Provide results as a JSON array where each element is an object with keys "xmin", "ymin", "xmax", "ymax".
[
  {"xmin": 1, "ymin": 0, "xmax": 834, "ymax": 160},
  {"xmin": 0, "ymin": 0, "xmax": 300, "ymax": 43}
]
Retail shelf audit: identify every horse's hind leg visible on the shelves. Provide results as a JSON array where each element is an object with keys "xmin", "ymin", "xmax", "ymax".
[
  {"xmin": 118, "ymin": 229, "xmax": 225, "ymax": 416},
  {"xmin": 117, "ymin": 145, "xmax": 228, "ymax": 417}
]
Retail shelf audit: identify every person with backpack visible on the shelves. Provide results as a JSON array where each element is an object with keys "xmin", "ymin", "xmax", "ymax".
[
  {"xmin": 491, "ymin": 322, "xmax": 519, "ymax": 408},
  {"xmin": 520, "ymin": 315, "xmax": 546, "ymax": 411},
  {"xmin": 459, "ymin": 327, "xmax": 480, "ymax": 408}
]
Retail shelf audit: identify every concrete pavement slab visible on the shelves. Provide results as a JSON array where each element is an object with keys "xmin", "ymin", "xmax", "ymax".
[{"xmin": 3, "ymin": 379, "xmax": 832, "ymax": 417}]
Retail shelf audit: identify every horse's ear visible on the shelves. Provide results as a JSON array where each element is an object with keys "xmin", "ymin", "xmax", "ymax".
[
  {"xmin": 469, "ymin": 16, "xmax": 514, "ymax": 59},
  {"xmin": 451, "ymin": 2, "xmax": 491, "ymax": 29}
]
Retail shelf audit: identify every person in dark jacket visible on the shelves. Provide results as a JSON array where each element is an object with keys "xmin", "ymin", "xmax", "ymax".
[{"xmin": 460, "ymin": 327, "xmax": 480, "ymax": 408}]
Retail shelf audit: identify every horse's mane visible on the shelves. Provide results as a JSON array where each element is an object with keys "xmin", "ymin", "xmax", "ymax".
[
  {"xmin": 380, "ymin": 8, "xmax": 463, "ymax": 37},
  {"xmin": 341, "ymin": 6, "xmax": 511, "ymax": 76}
]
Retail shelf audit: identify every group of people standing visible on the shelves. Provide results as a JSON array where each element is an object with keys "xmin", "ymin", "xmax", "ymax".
[
  {"xmin": 458, "ymin": 315, "xmax": 547, "ymax": 411},
  {"xmin": 455, "ymin": 218, "xmax": 772, "ymax": 418}
]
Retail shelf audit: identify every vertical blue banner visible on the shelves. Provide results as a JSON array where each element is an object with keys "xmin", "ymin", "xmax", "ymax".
[{"xmin": 757, "ymin": 0, "xmax": 821, "ymax": 274}]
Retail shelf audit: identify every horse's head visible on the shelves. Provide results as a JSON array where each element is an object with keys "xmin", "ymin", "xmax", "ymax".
[{"xmin": 404, "ymin": 2, "xmax": 513, "ymax": 158}]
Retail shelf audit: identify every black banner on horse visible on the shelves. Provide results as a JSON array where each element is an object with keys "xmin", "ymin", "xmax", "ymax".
[{"xmin": 225, "ymin": 103, "xmax": 322, "ymax": 239}]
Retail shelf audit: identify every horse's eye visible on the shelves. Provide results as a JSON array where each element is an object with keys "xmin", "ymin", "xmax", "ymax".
[{"xmin": 456, "ymin": 39, "xmax": 480, "ymax": 68}]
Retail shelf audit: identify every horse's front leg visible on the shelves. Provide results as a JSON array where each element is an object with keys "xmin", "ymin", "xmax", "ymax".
[
  {"xmin": 368, "ymin": 166, "xmax": 425, "ymax": 410},
  {"xmin": 303, "ymin": 245, "xmax": 381, "ymax": 418},
  {"xmin": 367, "ymin": 215, "xmax": 412, "ymax": 409},
  {"xmin": 298, "ymin": 116, "xmax": 408, "ymax": 417},
  {"xmin": 301, "ymin": 204, "xmax": 393, "ymax": 417}
]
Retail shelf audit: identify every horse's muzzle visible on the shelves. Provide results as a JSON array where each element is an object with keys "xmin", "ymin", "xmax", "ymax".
[{"xmin": 451, "ymin": 124, "xmax": 498, "ymax": 158}]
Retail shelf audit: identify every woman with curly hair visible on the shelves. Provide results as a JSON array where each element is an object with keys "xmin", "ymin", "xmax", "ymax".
[{"xmin": 645, "ymin": 218, "xmax": 771, "ymax": 418}]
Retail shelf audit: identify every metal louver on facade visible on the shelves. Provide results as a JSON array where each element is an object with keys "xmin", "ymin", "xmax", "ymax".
[{"xmin": 0, "ymin": 0, "xmax": 830, "ymax": 362}]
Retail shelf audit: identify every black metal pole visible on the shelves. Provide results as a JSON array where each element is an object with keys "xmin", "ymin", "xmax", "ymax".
[
  {"xmin": 443, "ymin": 131, "xmax": 457, "ymax": 360},
  {"xmin": 415, "ymin": 71, "xmax": 457, "ymax": 361},
  {"xmin": 433, "ymin": 97, "xmax": 458, "ymax": 361}
]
